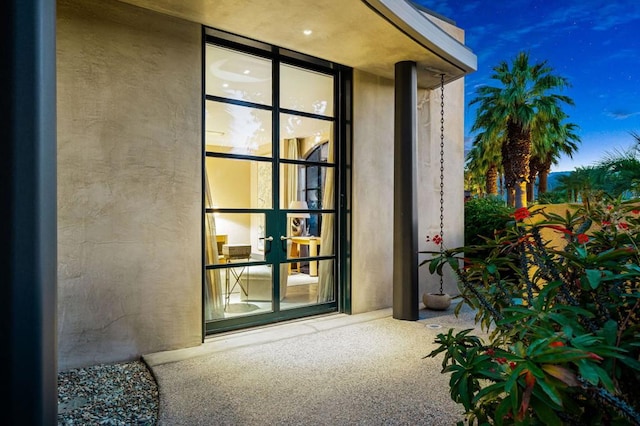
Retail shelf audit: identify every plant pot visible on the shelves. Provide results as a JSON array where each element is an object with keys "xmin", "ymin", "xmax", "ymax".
[{"xmin": 423, "ymin": 293, "xmax": 451, "ymax": 311}]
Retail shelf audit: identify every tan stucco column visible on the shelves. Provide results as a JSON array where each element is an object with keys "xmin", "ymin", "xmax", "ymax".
[{"xmin": 392, "ymin": 61, "xmax": 418, "ymax": 321}]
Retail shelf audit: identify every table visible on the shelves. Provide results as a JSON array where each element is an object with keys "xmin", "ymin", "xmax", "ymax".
[
  {"xmin": 222, "ymin": 244, "xmax": 251, "ymax": 310},
  {"xmin": 289, "ymin": 236, "xmax": 320, "ymax": 276}
]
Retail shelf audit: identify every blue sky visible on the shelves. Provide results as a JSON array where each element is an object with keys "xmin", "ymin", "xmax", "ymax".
[{"xmin": 414, "ymin": 0, "xmax": 640, "ymax": 172}]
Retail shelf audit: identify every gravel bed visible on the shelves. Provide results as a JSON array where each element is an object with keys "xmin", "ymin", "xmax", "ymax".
[{"xmin": 57, "ymin": 360, "xmax": 159, "ymax": 425}]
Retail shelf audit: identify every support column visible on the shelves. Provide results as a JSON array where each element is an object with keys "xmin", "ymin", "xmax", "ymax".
[
  {"xmin": 393, "ymin": 61, "xmax": 418, "ymax": 320},
  {"xmin": 0, "ymin": 0, "xmax": 58, "ymax": 423}
]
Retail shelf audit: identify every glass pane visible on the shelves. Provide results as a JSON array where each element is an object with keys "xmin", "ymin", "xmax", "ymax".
[
  {"xmin": 285, "ymin": 213, "xmax": 334, "ymax": 257},
  {"xmin": 205, "ymin": 100, "xmax": 272, "ymax": 156},
  {"xmin": 279, "ymin": 165, "xmax": 334, "ymax": 210},
  {"xmin": 279, "ymin": 114, "xmax": 333, "ymax": 162},
  {"xmin": 280, "ymin": 64, "xmax": 333, "ymax": 117},
  {"xmin": 281, "ymin": 259, "xmax": 334, "ymax": 310},
  {"xmin": 205, "ymin": 157, "xmax": 272, "ymax": 209},
  {"xmin": 205, "ymin": 44, "xmax": 272, "ymax": 106},
  {"xmin": 215, "ymin": 265, "xmax": 274, "ymax": 319},
  {"xmin": 204, "ymin": 213, "xmax": 268, "ymax": 266}
]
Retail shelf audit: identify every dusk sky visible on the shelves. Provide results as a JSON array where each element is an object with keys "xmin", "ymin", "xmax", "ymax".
[{"xmin": 415, "ymin": 0, "xmax": 640, "ymax": 172}]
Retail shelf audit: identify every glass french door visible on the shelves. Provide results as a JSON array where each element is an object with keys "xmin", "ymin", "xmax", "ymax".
[{"xmin": 203, "ymin": 33, "xmax": 341, "ymax": 333}]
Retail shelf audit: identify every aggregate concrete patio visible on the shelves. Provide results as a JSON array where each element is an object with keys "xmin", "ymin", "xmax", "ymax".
[{"xmin": 144, "ymin": 304, "xmax": 483, "ymax": 425}]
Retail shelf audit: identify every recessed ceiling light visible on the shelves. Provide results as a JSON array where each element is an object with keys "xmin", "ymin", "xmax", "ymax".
[
  {"xmin": 222, "ymin": 83, "xmax": 229, "ymax": 88},
  {"xmin": 243, "ymin": 70, "xmax": 250, "ymax": 75},
  {"xmin": 303, "ymin": 29, "xmax": 313, "ymax": 36}
]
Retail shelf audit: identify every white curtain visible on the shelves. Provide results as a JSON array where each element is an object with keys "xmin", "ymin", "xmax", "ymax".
[
  {"xmin": 286, "ymin": 138, "xmax": 300, "ymax": 203},
  {"xmin": 204, "ymin": 173, "xmax": 224, "ymax": 319},
  {"xmin": 318, "ymin": 134, "xmax": 334, "ymax": 302},
  {"xmin": 280, "ymin": 138, "xmax": 301, "ymax": 299}
]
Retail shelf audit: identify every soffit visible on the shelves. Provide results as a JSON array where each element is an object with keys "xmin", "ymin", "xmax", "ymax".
[{"xmin": 116, "ymin": 0, "xmax": 476, "ymax": 88}]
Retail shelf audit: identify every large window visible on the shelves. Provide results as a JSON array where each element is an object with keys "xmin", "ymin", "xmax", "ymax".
[{"xmin": 202, "ymin": 28, "xmax": 351, "ymax": 333}]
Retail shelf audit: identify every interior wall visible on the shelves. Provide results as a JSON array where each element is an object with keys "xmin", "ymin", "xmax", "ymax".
[{"xmin": 57, "ymin": 0, "xmax": 202, "ymax": 370}]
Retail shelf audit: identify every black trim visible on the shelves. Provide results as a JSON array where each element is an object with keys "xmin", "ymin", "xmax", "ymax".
[
  {"xmin": 202, "ymin": 26, "xmax": 350, "ymax": 335},
  {"xmin": 279, "ymin": 107, "xmax": 335, "ymax": 122},
  {"xmin": 205, "ymin": 151, "xmax": 273, "ymax": 163},
  {"xmin": 201, "ymin": 27, "xmax": 207, "ymax": 342},
  {"xmin": 205, "ymin": 95, "xmax": 273, "ymax": 111}
]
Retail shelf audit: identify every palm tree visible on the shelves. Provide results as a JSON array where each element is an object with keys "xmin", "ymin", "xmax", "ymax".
[
  {"xmin": 529, "ymin": 117, "xmax": 580, "ymax": 201},
  {"xmin": 469, "ymin": 52, "xmax": 574, "ymax": 208},
  {"xmin": 465, "ymin": 132, "xmax": 503, "ymax": 196},
  {"xmin": 596, "ymin": 146, "xmax": 640, "ymax": 198},
  {"xmin": 556, "ymin": 167, "xmax": 598, "ymax": 203}
]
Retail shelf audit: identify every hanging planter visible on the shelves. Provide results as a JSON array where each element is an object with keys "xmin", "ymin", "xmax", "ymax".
[
  {"xmin": 422, "ymin": 74, "xmax": 451, "ymax": 312},
  {"xmin": 423, "ymin": 292, "xmax": 451, "ymax": 310}
]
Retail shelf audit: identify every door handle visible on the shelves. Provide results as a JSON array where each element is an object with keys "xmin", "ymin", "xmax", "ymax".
[
  {"xmin": 280, "ymin": 236, "xmax": 292, "ymax": 241},
  {"xmin": 259, "ymin": 236, "xmax": 274, "ymax": 253}
]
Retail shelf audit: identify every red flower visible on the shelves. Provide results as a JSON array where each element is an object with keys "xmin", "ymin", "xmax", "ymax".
[
  {"xmin": 432, "ymin": 235, "xmax": 443, "ymax": 245},
  {"xmin": 632, "ymin": 210, "xmax": 640, "ymax": 215},
  {"xmin": 602, "ymin": 220, "xmax": 611, "ymax": 227},
  {"xmin": 514, "ymin": 207, "xmax": 531, "ymax": 221},
  {"xmin": 509, "ymin": 361, "xmax": 517, "ymax": 369},
  {"xmin": 587, "ymin": 352, "xmax": 604, "ymax": 361},
  {"xmin": 486, "ymin": 348, "xmax": 495, "ymax": 356},
  {"xmin": 495, "ymin": 357, "xmax": 507, "ymax": 365},
  {"xmin": 576, "ymin": 233, "xmax": 589, "ymax": 244},
  {"xmin": 549, "ymin": 341, "xmax": 565, "ymax": 348},
  {"xmin": 607, "ymin": 205, "xmax": 614, "ymax": 211},
  {"xmin": 618, "ymin": 222, "xmax": 629, "ymax": 230}
]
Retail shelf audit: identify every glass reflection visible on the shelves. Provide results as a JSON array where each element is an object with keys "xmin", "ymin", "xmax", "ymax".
[
  {"xmin": 205, "ymin": 45, "xmax": 272, "ymax": 106},
  {"xmin": 279, "ymin": 114, "xmax": 333, "ymax": 161},
  {"xmin": 205, "ymin": 101, "xmax": 272, "ymax": 156},
  {"xmin": 280, "ymin": 64, "xmax": 333, "ymax": 117}
]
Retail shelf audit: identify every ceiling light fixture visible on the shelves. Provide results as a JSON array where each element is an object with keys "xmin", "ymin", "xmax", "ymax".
[{"xmin": 303, "ymin": 29, "xmax": 313, "ymax": 36}]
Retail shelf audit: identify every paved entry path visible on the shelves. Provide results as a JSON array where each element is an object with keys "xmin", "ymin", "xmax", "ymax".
[{"xmin": 144, "ymin": 305, "xmax": 482, "ymax": 425}]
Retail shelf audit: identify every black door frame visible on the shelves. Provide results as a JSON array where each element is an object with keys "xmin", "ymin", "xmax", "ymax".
[{"xmin": 202, "ymin": 27, "xmax": 352, "ymax": 335}]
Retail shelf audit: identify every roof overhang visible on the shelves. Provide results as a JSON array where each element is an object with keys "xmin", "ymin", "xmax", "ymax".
[{"xmin": 116, "ymin": 0, "xmax": 476, "ymax": 88}]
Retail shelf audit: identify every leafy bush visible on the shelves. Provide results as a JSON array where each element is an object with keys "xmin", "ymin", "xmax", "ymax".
[
  {"xmin": 537, "ymin": 190, "xmax": 568, "ymax": 204},
  {"xmin": 423, "ymin": 195, "xmax": 640, "ymax": 425},
  {"xmin": 465, "ymin": 196, "xmax": 514, "ymax": 246}
]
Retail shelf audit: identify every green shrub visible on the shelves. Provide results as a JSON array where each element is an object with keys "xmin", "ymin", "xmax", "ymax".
[
  {"xmin": 423, "ymin": 195, "xmax": 640, "ymax": 425},
  {"xmin": 537, "ymin": 190, "xmax": 568, "ymax": 204},
  {"xmin": 464, "ymin": 196, "xmax": 513, "ymax": 246}
]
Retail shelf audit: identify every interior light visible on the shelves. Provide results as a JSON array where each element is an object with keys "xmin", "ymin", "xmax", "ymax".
[
  {"xmin": 303, "ymin": 29, "xmax": 313, "ymax": 36},
  {"xmin": 243, "ymin": 70, "xmax": 250, "ymax": 75},
  {"xmin": 222, "ymin": 83, "xmax": 229, "ymax": 88}
]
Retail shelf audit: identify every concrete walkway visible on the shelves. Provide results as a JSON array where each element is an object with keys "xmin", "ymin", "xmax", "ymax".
[{"xmin": 144, "ymin": 305, "xmax": 482, "ymax": 425}]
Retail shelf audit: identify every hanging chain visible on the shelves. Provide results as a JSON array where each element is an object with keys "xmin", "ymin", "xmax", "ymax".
[{"xmin": 439, "ymin": 74, "xmax": 445, "ymax": 295}]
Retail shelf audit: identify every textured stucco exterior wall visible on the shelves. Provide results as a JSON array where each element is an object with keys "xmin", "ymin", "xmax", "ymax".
[
  {"xmin": 351, "ymin": 69, "xmax": 465, "ymax": 314},
  {"xmin": 417, "ymin": 78, "xmax": 465, "ymax": 297},
  {"xmin": 351, "ymin": 72, "xmax": 395, "ymax": 314},
  {"xmin": 57, "ymin": 0, "xmax": 202, "ymax": 370}
]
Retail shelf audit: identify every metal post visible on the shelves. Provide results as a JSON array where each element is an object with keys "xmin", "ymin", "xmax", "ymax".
[
  {"xmin": 392, "ymin": 61, "xmax": 418, "ymax": 320},
  {"xmin": 0, "ymin": 0, "xmax": 58, "ymax": 423}
]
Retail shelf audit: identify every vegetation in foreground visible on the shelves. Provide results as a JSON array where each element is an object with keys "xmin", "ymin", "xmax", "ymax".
[{"xmin": 424, "ymin": 195, "xmax": 640, "ymax": 425}]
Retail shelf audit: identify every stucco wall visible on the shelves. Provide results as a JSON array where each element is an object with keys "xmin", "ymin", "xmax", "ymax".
[
  {"xmin": 351, "ymin": 72, "xmax": 396, "ymax": 313},
  {"xmin": 417, "ymin": 77, "xmax": 465, "ymax": 297},
  {"xmin": 57, "ymin": 0, "xmax": 202, "ymax": 370},
  {"xmin": 351, "ymin": 69, "xmax": 465, "ymax": 314}
]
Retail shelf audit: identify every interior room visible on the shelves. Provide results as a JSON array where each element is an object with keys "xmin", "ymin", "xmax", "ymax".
[{"xmin": 203, "ymin": 43, "xmax": 336, "ymax": 320}]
